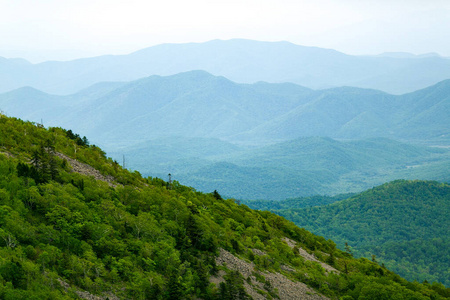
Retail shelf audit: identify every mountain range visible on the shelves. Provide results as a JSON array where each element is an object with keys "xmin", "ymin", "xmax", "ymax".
[
  {"xmin": 1, "ymin": 70, "xmax": 449, "ymax": 199},
  {"xmin": 2, "ymin": 39, "xmax": 450, "ymax": 95},
  {"xmin": 1, "ymin": 70, "xmax": 449, "ymax": 147}
]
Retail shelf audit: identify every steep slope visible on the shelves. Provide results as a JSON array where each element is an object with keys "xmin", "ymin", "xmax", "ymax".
[
  {"xmin": 0, "ymin": 114, "xmax": 449, "ymax": 299},
  {"xmin": 2, "ymin": 39, "xmax": 450, "ymax": 95},
  {"xmin": 268, "ymin": 180, "xmax": 450, "ymax": 286}
]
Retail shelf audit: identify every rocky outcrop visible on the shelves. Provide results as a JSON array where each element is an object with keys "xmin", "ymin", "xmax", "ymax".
[
  {"xmin": 282, "ymin": 238, "xmax": 340, "ymax": 274},
  {"xmin": 57, "ymin": 278, "xmax": 120, "ymax": 300},
  {"xmin": 215, "ymin": 248, "xmax": 328, "ymax": 300},
  {"xmin": 56, "ymin": 152, "xmax": 118, "ymax": 187}
]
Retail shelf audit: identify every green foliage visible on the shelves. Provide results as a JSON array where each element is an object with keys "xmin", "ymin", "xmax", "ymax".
[
  {"xmin": 65, "ymin": 129, "xmax": 89, "ymax": 147},
  {"xmin": 273, "ymin": 180, "xmax": 450, "ymax": 286},
  {"xmin": 0, "ymin": 115, "xmax": 448, "ymax": 299},
  {"xmin": 218, "ymin": 270, "xmax": 251, "ymax": 300},
  {"xmin": 120, "ymin": 136, "xmax": 450, "ymax": 200},
  {"xmin": 245, "ymin": 193, "xmax": 354, "ymax": 211}
]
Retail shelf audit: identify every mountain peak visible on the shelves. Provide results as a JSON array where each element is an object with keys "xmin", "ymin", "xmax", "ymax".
[{"xmin": 5, "ymin": 86, "xmax": 51, "ymax": 97}]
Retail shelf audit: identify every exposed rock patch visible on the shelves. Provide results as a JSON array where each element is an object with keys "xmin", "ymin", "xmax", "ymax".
[
  {"xmin": 56, "ymin": 152, "xmax": 118, "ymax": 187},
  {"xmin": 251, "ymin": 248, "xmax": 266, "ymax": 256},
  {"xmin": 57, "ymin": 278, "xmax": 120, "ymax": 300},
  {"xmin": 0, "ymin": 151, "xmax": 14, "ymax": 158},
  {"xmin": 216, "ymin": 248, "xmax": 328, "ymax": 300},
  {"xmin": 282, "ymin": 238, "xmax": 340, "ymax": 274}
]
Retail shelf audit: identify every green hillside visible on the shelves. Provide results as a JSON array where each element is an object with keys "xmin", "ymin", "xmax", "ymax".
[
  {"xmin": 267, "ymin": 180, "xmax": 450, "ymax": 286},
  {"xmin": 0, "ymin": 115, "xmax": 449, "ymax": 299}
]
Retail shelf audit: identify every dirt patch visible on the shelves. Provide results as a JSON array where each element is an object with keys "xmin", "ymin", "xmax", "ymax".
[{"xmin": 216, "ymin": 248, "xmax": 328, "ymax": 300}]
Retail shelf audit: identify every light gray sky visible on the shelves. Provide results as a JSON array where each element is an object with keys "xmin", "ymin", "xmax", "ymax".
[{"xmin": 1, "ymin": 0, "xmax": 449, "ymax": 62}]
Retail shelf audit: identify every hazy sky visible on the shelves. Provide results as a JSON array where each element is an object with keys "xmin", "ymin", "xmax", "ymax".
[{"xmin": 1, "ymin": 0, "xmax": 449, "ymax": 62}]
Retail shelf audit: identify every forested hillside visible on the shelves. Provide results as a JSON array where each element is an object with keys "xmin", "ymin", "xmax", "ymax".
[
  {"xmin": 266, "ymin": 180, "xmax": 450, "ymax": 286},
  {"xmin": 0, "ymin": 114, "xmax": 449, "ymax": 299}
]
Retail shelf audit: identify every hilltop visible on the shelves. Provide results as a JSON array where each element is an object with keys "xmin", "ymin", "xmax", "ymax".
[{"xmin": 0, "ymin": 114, "xmax": 448, "ymax": 298}]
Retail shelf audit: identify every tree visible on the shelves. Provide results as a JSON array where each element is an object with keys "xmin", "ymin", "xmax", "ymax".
[
  {"xmin": 212, "ymin": 190, "xmax": 223, "ymax": 200},
  {"xmin": 218, "ymin": 271, "xmax": 251, "ymax": 300},
  {"xmin": 166, "ymin": 273, "xmax": 183, "ymax": 300}
]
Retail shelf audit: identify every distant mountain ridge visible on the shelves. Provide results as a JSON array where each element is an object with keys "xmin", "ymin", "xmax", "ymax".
[
  {"xmin": 1, "ymin": 71, "xmax": 449, "ymax": 147},
  {"xmin": 2, "ymin": 39, "xmax": 450, "ymax": 95}
]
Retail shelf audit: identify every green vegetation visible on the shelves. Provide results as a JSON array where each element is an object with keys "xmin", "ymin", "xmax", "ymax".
[
  {"xmin": 159, "ymin": 137, "xmax": 450, "ymax": 200},
  {"xmin": 265, "ymin": 180, "xmax": 450, "ymax": 286},
  {"xmin": 0, "ymin": 114, "xmax": 449, "ymax": 299},
  {"xmin": 243, "ymin": 193, "xmax": 355, "ymax": 211}
]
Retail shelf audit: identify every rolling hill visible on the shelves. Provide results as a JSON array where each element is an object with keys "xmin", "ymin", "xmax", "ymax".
[{"xmin": 2, "ymin": 39, "xmax": 450, "ymax": 95}]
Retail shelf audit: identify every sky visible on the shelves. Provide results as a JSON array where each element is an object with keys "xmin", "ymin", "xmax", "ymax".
[{"xmin": 1, "ymin": 0, "xmax": 449, "ymax": 62}]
